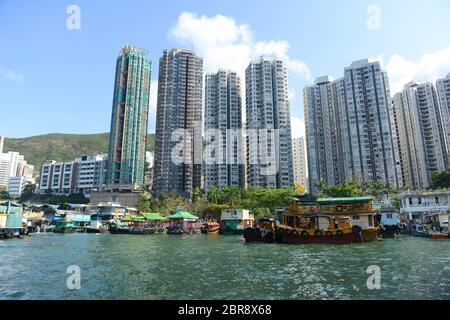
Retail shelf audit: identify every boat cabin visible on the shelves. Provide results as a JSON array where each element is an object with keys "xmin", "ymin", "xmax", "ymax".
[{"xmin": 220, "ymin": 209, "xmax": 254, "ymax": 234}]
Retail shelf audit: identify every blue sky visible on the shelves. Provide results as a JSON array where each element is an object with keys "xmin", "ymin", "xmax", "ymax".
[{"xmin": 1, "ymin": 0, "xmax": 450, "ymax": 138}]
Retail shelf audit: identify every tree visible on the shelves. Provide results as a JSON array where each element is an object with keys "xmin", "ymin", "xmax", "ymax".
[
  {"xmin": 318, "ymin": 179, "xmax": 363, "ymax": 197},
  {"xmin": 0, "ymin": 186, "xmax": 10, "ymax": 200},
  {"xmin": 430, "ymin": 167, "xmax": 450, "ymax": 189},
  {"xmin": 20, "ymin": 183, "xmax": 36, "ymax": 202}
]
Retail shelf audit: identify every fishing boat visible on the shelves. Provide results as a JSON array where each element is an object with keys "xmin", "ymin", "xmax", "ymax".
[
  {"xmin": 200, "ymin": 221, "xmax": 220, "ymax": 234},
  {"xmin": 244, "ymin": 196, "xmax": 382, "ymax": 244},
  {"xmin": 108, "ymin": 223, "xmax": 130, "ymax": 234}
]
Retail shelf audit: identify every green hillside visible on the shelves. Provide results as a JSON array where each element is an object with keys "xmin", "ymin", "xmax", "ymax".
[{"xmin": 3, "ymin": 133, "xmax": 155, "ymax": 171}]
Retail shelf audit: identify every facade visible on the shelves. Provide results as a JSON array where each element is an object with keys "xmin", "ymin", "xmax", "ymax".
[
  {"xmin": 107, "ymin": 45, "xmax": 151, "ymax": 192},
  {"xmin": 292, "ymin": 137, "xmax": 308, "ymax": 190},
  {"xmin": 304, "ymin": 59, "xmax": 396, "ymax": 193},
  {"xmin": 7, "ymin": 176, "xmax": 26, "ymax": 198},
  {"xmin": 74, "ymin": 154, "xmax": 107, "ymax": 196},
  {"xmin": 435, "ymin": 73, "xmax": 450, "ymax": 161},
  {"xmin": 304, "ymin": 76, "xmax": 342, "ymax": 193},
  {"xmin": 245, "ymin": 57, "xmax": 293, "ymax": 189},
  {"xmin": 16, "ymin": 160, "xmax": 34, "ymax": 183},
  {"xmin": 38, "ymin": 160, "xmax": 77, "ymax": 195},
  {"xmin": 153, "ymin": 48, "xmax": 203, "ymax": 197},
  {"xmin": 204, "ymin": 69, "xmax": 244, "ymax": 192},
  {"xmin": 391, "ymin": 81, "xmax": 449, "ymax": 189},
  {"xmin": 340, "ymin": 59, "xmax": 396, "ymax": 187}
]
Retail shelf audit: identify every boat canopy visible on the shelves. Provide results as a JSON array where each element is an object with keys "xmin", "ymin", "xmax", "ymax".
[
  {"xmin": 122, "ymin": 214, "xmax": 145, "ymax": 222},
  {"xmin": 317, "ymin": 196, "xmax": 373, "ymax": 205},
  {"xmin": 142, "ymin": 213, "xmax": 166, "ymax": 221},
  {"xmin": 168, "ymin": 211, "xmax": 198, "ymax": 220}
]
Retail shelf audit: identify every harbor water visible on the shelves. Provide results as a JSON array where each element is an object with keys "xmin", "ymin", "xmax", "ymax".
[{"xmin": 0, "ymin": 233, "xmax": 449, "ymax": 300}]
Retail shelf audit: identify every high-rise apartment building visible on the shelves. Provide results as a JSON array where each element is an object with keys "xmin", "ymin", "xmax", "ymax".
[
  {"xmin": 74, "ymin": 154, "xmax": 107, "ymax": 196},
  {"xmin": 304, "ymin": 59, "xmax": 397, "ymax": 193},
  {"xmin": 390, "ymin": 81, "xmax": 449, "ymax": 189},
  {"xmin": 153, "ymin": 49, "xmax": 203, "ymax": 197},
  {"xmin": 38, "ymin": 160, "xmax": 77, "ymax": 195},
  {"xmin": 436, "ymin": 73, "xmax": 450, "ymax": 161},
  {"xmin": 292, "ymin": 137, "xmax": 308, "ymax": 190},
  {"xmin": 245, "ymin": 57, "xmax": 293, "ymax": 189},
  {"xmin": 304, "ymin": 76, "xmax": 342, "ymax": 193},
  {"xmin": 0, "ymin": 151, "xmax": 24, "ymax": 188},
  {"xmin": 204, "ymin": 69, "xmax": 244, "ymax": 192},
  {"xmin": 106, "ymin": 45, "xmax": 151, "ymax": 191}
]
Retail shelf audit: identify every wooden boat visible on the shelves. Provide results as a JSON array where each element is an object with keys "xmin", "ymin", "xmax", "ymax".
[
  {"xmin": 244, "ymin": 196, "xmax": 382, "ymax": 245},
  {"xmin": 108, "ymin": 224, "xmax": 156, "ymax": 235},
  {"xmin": 351, "ymin": 226, "xmax": 381, "ymax": 243},
  {"xmin": 430, "ymin": 232, "xmax": 448, "ymax": 239},
  {"xmin": 277, "ymin": 213, "xmax": 354, "ymax": 245},
  {"xmin": 86, "ymin": 226, "xmax": 108, "ymax": 233},
  {"xmin": 200, "ymin": 221, "xmax": 220, "ymax": 234}
]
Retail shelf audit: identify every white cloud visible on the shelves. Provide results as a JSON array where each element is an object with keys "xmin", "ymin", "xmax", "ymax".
[
  {"xmin": 385, "ymin": 46, "xmax": 450, "ymax": 94},
  {"xmin": 290, "ymin": 117, "xmax": 305, "ymax": 139},
  {"xmin": 288, "ymin": 88, "xmax": 296, "ymax": 100},
  {"xmin": 0, "ymin": 65, "xmax": 25, "ymax": 83},
  {"xmin": 150, "ymin": 80, "xmax": 158, "ymax": 111},
  {"xmin": 168, "ymin": 12, "xmax": 311, "ymax": 81},
  {"xmin": 148, "ymin": 80, "xmax": 158, "ymax": 131}
]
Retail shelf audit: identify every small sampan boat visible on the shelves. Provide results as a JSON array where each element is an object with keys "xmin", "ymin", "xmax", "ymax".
[{"xmin": 200, "ymin": 221, "xmax": 220, "ymax": 234}]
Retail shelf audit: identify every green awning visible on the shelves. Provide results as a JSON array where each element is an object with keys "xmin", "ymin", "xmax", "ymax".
[
  {"xmin": 142, "ymin": 213, "xmax": 166, "ymax": 221},
  {"xmin": 168, "ymin": 211, "xmax": 198, "ymax": 220},
  {"xmin": 317, "ymin": 196, "xmax": 373, "ymax": 205},
  {"xmin": 122, "ymin": 214, "xmax": 145, "ymax": 222}
]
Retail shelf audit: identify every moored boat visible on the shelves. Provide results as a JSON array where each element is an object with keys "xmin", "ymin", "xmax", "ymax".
[
  {"xmin": 430, "ymin": 232, "xmax": 448, "ymax": 239},
  {"xmin": 200, "ymin": 221, "xmax": 220, "ymax": 234}
]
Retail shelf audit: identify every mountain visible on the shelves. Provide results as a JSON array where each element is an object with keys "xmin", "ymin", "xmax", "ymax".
[{"xmin": 3, "ymin": 133, "xmax": 155, "ymax": 170}]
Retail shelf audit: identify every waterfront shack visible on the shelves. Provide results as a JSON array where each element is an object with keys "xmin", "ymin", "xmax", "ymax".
[
  {"xmin": 0, "ymin": 201, "xmax": 25, "ymax": 238},
  {"xmin": 399, "ymin": 190, "xmax": 450, "ymax": 235},
  {"xmin": 220, "ymin": 209, "xmax": 254, "ymax": 235}
]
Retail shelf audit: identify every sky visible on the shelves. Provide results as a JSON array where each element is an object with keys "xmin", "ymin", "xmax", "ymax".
[{"xmin": 1, "ymin": 0, "xmax": 450, "ymax": 139}]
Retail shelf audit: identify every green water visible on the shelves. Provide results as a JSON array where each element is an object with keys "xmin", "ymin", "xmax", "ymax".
[{"xmin": 0, "ymin": 233, "xmax": 449, "ymax": 300}]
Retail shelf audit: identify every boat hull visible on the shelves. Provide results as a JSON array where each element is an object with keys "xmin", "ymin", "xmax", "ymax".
[
  {"xmin": 353, "ymin": 228, "xmax": 380, "ymax": 242},
  {"xmin": 53, "ymin": 227, "xmax": 76, "ymax": 234},
  {"xmin": 86, "ymin": 227, "xmax": 108, "ymax": 234},
  {"xmin": 200, "ymin": 227, "xmax": 220, "ymax": 234},
  {"xmin": 243, "ymin": 228, "xmax": 276, "ymax": 243},
  {"xmin": 430, "ymin": 233, "xmax": 448, "ymax": 239},
  {"xmin": 380, "ymin": 225, "xmax": 400, "ymax": 238},
  {"xmin": 282, "ymin": 232, "xmax": 353, "ymax": 244},
  {"xmin": 413, "ymin": 231, "xmax": 430, "ymax": 238}
]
